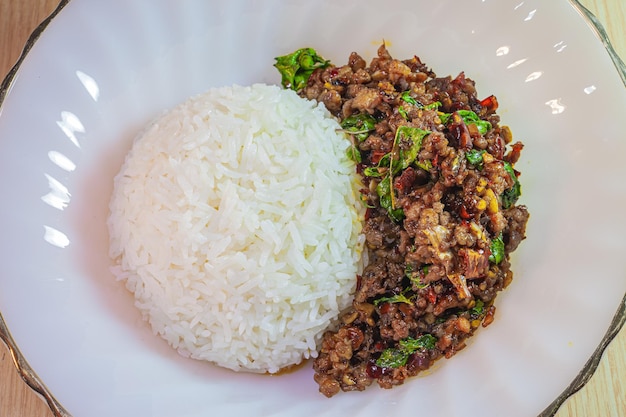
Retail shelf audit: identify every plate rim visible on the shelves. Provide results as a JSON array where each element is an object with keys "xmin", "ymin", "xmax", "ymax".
[
  {"xmin": 538, "ymin": 0, "xmax": 626, "ymax": 414},
  {"xmin": 0, "ymin": 1, "xmax": 624, "ymax": 416},
  {"xmin": 0, "ymin": 2, "xmax": 72, "ymax": 416}
]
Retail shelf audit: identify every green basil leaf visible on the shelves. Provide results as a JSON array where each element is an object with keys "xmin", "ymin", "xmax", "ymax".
[
  {"xmin": 489, "ymin": 233, "xmax": 505, "ymax": 264},
  {"xmin": 364, "ymin": 166, "xmax": 386, "ymax": 178},
  {"xmin": 345, "ymin": 145, "xmax": 362, "ymax": 163},
  {"xmin": 503, "ymin": 161, "xmax": 516, "ymax": 179},
  {"xmin": 370, "ymin": 126, "xmax": 430, "ymax": 223},
  {"xmin": 376, "ymin": 175, "xmax": 404, "ymax": 222},
  {"xmin": 340, "ymin": 113, "xmax": 378, "ymax": 142},
  {"xmin": 376, "ymin": 347, "xmax": 409, "ymax": 368},
  {"xmin": 456, "ymin": 110, "xmax": 492, "ymax": 135},
  {"xmin": 465, "ymin": 149, "xmax": 486, "ymax": 169},
  {"xmin": 438, "ymin": 112, "xmax": 452, "ymax": 125},
  {"xmin": 400, "ymin": 334, "xmax": 437, "ymax": 351},
  {"xmin": 470, "ymin": 299, "xmax": 485, "ymax": 319},
  {"xmin": 364, "ymin": 167, "xmax": 381, "ymax": 177},
  {"xmin": 423, "ymin": 101, "xmax": 442, "ymax": 110},
  {"xmin": 364, "ymin": 153, "xmax": 392, "ymax": 178},
  {"xmin": 395, "ymin": 126, "xmax": 431, "ymax": 171},
  {"xmin": 439, "ymin": 109, "xmax": 492, "ymax": 135},
  {"xmin": 409, "ymin": 273, "xmax": 429, "ymax": 289},
  {"xmin": 501, "ymin": 183, "xmax": 521, "ymax": 209},
  {"xmin": 406, "ymin": 264, "xmax": 430, "ymax": 289},
  {"xmin": 415, "ymin": 159, "xmax": 433, "ymax": 172},
  {"xmin": 376, "ymin": 334, "xmax": 438, "ymax": 369},
  {"xmin": 400, "ymin": 92, "xmax": 440, "ymax": 111},
  {"xmin": 501, "ymin": 162, "xmax": 521, "ymax": 209},
  {"xmin": 398, "ymin": 106, "xmax": 409, "ymax": 120},
  {"xmin": 274, "ymin": 48, "xmax": 330, "ymax": 91},
  {"xmin": 374, "ymin": 291, "xmax": 412, "ymax": 306},
  {"xmin": 401, "ymin": 91, "xmax": 419, "ymax": 106}
]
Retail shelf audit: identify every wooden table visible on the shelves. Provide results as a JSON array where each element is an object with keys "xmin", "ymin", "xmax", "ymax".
[{"xmin": 1, "ymin": 1, "xmax": 624, "ymax": 416}]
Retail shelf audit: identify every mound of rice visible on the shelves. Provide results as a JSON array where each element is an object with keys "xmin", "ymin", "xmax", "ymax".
[{"xmin": 107, "ymin": 83, "xmax": 364, "ymax": 373}]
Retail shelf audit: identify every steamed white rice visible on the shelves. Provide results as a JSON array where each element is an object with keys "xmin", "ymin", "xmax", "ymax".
[{"xmin": 107, "ymin": 83, "xmax": 364, "ymax": 373}]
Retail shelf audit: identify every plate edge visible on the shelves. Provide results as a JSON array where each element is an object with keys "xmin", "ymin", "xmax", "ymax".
[
  {"xmin": 0, "ymin": 2, "xmax": 74, "ymax": 415},
  {"xmin": 538, "ymin": 293, "xmax": 626, "ymax": 416},
  {"xmin": 536, "ymin": 3, "xmax": 626, "ymax": 415},
  {"xmin": 0, "ymin": 312, "xmax": 72, "ymax": 417},
  {"xmin": 568, "ymin": 0, "xmax": 626, "ymax": 87},
  {"xmin": 0, "ymin": 1, "xmax": 624, "ymax": 417},
  {"xmin": 0, "ymin": 0, "xmax": 71, "ymax": 106}
]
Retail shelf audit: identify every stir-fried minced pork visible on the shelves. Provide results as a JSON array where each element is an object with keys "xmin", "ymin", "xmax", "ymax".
[{"xmin": 293, "ymin": 44, "xmax": 529, "ymax": 397}]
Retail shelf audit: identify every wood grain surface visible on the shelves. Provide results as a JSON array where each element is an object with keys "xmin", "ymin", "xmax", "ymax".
[{"xmin": 0, "ymin": 0, "xmax": 624, "ymax": 416}]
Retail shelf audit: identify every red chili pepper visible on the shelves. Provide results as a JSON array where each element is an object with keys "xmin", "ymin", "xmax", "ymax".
[
  {"xmin": 480, "ymin": 95, "xmax": 499, "ymax": 112},
  {"xmin": 450, "ymin": 121, "xmax": 472, "ymax": 149},
  {"xmin": 346, "ymin": 327, "xmax": 364, "ymax": 350},
  {"xmin": 366, "ymin": 362, "xmax": 386, "ymax": 379},
  {"xmin": 482, "ymin": 305, "xmax": 496, "ymax": 327},
  {"xmin": 426, "ymin": 287, "xmax": 437, "ymax": 304},
  {"xmin": 491, "ymin": 135, "xmax": 505, "ymax": 160},
  {"xmin": 379, "ymin": 302, "xmax": 391, "ymax": 315},
  {"xmin": 393, "ymin": 167, "xmax": 417, "ymax": 194},
  {"xmin": 459, "ymin": 205, "xmax": 472, "ymax": 220},
  {"xmin": 371, "ymin": 150, "xmax": 387, "ymax": 164},
  {"xmin": 451, "ymin": 71, "xmax": 466, "ymax": 87},
  {"xmin": 398, "ymin": 303, "xmax": 412, "ymax": 316},
  {"xmin": 504, "ymin": 141, "xmax": 524, "ymax": 164}
]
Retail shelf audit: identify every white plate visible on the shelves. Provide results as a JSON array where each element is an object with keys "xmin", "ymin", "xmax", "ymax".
[{"xmin": 1, "ymin": 1, "xmax": 625, "ymax": 416}]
